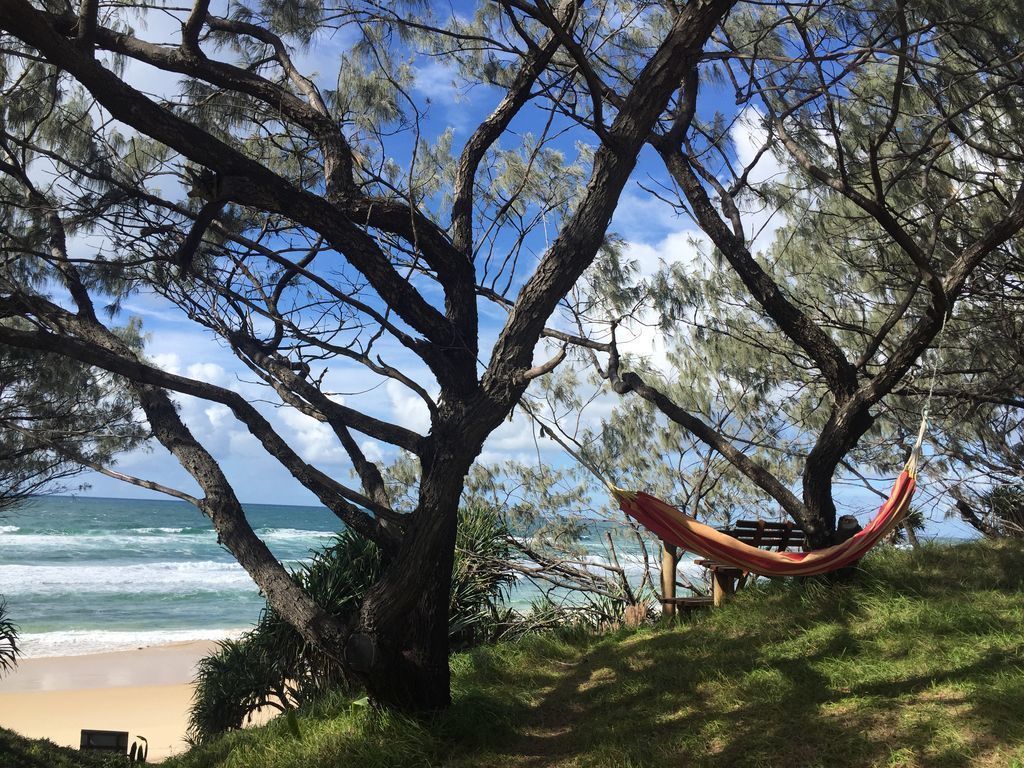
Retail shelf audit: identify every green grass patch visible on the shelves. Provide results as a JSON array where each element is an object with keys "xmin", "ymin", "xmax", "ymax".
[
  {"xmin": 7, "ymin": 541, "xmax": 1024, "ymax": 767},
  {"xmin": 0, "ymin": 728, "xmax": 124, "ymax": 768}
]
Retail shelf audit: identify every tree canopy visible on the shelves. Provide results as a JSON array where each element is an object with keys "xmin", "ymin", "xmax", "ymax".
[{"xmin": 1, "ymin": 0, "xmax": 1021, "ymax": 710}]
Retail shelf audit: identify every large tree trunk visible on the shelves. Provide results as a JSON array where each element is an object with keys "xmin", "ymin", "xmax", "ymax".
[
  {"xmin": 353, "ymin": 522, "xmax": 457, "ymax": 709},
  {"xmin": 346, "ymin": 425, "xmax": 479, "ymax": 710}
]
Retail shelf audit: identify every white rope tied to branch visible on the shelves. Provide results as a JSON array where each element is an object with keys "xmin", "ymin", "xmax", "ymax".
[{"xmin": 907, "ymin": 309, "xmax": 950, "ymax": 476}]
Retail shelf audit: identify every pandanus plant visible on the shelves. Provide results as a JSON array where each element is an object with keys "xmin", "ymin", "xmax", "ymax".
[{"xmin": 0, "ymin": 598, "xmax": 20, "ymax": 677}]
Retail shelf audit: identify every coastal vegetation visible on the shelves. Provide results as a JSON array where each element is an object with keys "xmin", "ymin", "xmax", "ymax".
[
  {"xmin": 0, "ymin": 728, "xmax": 123, "ymax": 768},
  {"xmin": 1, "ymin": 0, "xmax": 1022, "ymax": 718},
  {"xmin": 7, "ymin": 542, "xmax": 1021, "ymax": 767},
  {"xmin": 188, "ymin": 504, "xmax": 515, "ymax": 743},
  {"xmin": 0, "ymin": 599, "xmax": 20, "ymax": 676}
]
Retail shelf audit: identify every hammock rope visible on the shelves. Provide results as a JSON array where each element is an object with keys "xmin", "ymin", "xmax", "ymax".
[{"xmin": 518, "ymin": 314, "xmax": 947, "ymax": 577}]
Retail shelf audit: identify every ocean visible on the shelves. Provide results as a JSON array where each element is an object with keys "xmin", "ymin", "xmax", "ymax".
[
  {"xmin": 0, "ymin": 495, "xmax": 667, "ymax": 658},
  {"xmin": 0, "ymin": 496, "xmax": 344, "ymax": 657}
]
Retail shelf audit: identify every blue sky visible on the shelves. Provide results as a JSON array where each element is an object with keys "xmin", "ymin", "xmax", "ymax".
[{"xmin": 56, "ymin": 2, "xmax": 977, "ymax": 539}]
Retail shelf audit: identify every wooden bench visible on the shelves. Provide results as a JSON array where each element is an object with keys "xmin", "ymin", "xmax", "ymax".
[
  {"xmin": 79, "ymin": 729, "xmax": 129, "ymax": 754},
  {"xmin": 695, "ymin": 520, "xmax": 806, "ymax": 606},
  {"xmin": 658, "ymin": 520, "xmax": 807, "ymax": 616},
  {"xmin": 660, "ymin": 542, "xmax": 711, "ymax": 617}
]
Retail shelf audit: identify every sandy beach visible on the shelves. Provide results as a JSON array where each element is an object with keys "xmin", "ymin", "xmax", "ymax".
[{"xmin": 0, "ymin": 641, "xmax": 217, "ymax": 761}]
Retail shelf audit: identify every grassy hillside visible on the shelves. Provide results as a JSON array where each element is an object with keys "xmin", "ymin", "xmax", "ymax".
[
  {"xmin": 5, "ymin": 541, "xmax": 1023, "ymax": 767},
  {"xmin": 165, "ymin": 541, "xmax": 1024, "ymax": 768}
]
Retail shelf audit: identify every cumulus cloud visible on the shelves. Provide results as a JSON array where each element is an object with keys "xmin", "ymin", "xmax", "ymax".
[
  {"xmin": 148, "ymin": 351, "xmax": 182, "ymax": 375},
  {"xmin": 386, "ymin": 380, "xmax": 432, "ymax": 435},
  {"xmin": 278, "ymin": 407, "xmax": 346, "ymax": 465},
  {"xmin": 185, "ymin": 362, "xmax": 230, "ymax": 386},
  {"xmin": 621, "ymin": 227, "xmax": 709, "ymax": 279},
  {"xmin": 359, "ymin": 440, "xmax": 384, "ymax": 462}
]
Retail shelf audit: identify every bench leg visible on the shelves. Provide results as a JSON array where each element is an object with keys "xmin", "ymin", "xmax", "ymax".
[
  {"xmin": 660, "ymin": 541, "xmax": 678, "ymax": 620},
  {"xmin": 712, "ymin": 570, "xmax": 736, "ymax": 607}
]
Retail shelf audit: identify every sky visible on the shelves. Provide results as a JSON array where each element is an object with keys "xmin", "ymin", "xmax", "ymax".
[{"xmin": 42, "ymin": 1, "xmax": 978, "ymax": 539}]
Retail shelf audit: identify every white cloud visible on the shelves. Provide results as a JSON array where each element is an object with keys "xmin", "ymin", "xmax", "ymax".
[
  {"xmin": 279, "ymin": 407, "xmax": 346, "ymax": 465},
  {"xmin": 410, "ymin": 58, "xmax": 493, "ymax": 134},
  {"xmin": 612, "ymin": 190, "xmax": 690, "ymax": 243},
  {"xmin": 186, "ymin": 362, "xmax": 230, "ymax": 386},
  {"xmin": 733, "ymin": 108, "xmax": 784, "ymax": 183},
  {"xmin": 386, "ymin": 380, "xmax": 432, "ymax": 435},
  {"xmin": 731, "ymin": 107, "xmax": 789, "ymax": 256},
  {"xmin": 359, "ymin": 440, "xmax": 384, "ymax": 462},
  {"xmin": 621, "ymin": 227, "xmax": 708, "ymax": 278},
  {"xmin": 204, "ymin": 404, "xmax": 232, "ymax": 430},
  {"xmin": 412, "ymin": 59, "xmax": 464, "ymax": 105},
  {"xmin": 148, "ymin": 351, "xmax": 182, "ymax": 375}
]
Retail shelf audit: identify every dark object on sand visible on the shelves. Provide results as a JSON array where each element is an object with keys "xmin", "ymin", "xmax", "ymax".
[{"xmin": 79, "ymin": 729, "xmax": 128, "ymax": 753}]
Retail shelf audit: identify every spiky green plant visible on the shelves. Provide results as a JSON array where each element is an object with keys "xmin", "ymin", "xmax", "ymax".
[
  {"xmin": 0, "ymin": 598, "xmax": 20, "ymax": 677},
  {"xmin": 188, "ymin": 504, "xmax": 513, "ymax": 744},
  {"xmin": 448, "ymin": 503, "xmax": 516, "ymax": 650}
]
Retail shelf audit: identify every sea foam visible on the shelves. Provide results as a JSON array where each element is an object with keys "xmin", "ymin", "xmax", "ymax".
[
  {"xmin": 0, "ymin": 560, "xmax": 256, "ymax": 595},
  {"xmin": 18, "ymin": 627, "xmax": 246, "ymax": 658}
]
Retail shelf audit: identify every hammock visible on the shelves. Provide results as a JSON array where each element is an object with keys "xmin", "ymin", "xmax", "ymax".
[
  {"xmin": 519, "ymin": 344, "xmax": 936, "ymax": 578},
  {"xmin": 611, "ymin": 461, "xmax": 916, "ymax": 577}
]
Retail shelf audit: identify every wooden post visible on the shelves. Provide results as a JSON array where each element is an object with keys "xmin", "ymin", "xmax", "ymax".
[
  {"xmin": 660, "ymin": 541, "xmax": 678, "ymax": 620},
  {"xmin": 712, "ymin": 569, "xmax": 736, "ymax": 607}
]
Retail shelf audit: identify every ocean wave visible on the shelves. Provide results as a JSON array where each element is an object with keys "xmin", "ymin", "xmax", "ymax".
[
  {"xmin": 0, "ymin": 561, "xmax": 258, "ymax": 596},
  {"xmin": 132, "ymin": 526, "xmax": 202, "ymax": 535},
  {"xmin": 0, "ymin": 525, "xmax": 19, "ymax": 534},
  {"xmin": 255, "ymin": 527, "xmax": 336, "ymax": 540},
  {"xmin": 18, "ymin": 627, "xmax": 247, "ymax": 658},
  {"xmin": 0, "ymin": 527, "xmax": 336, "ymax": 551}
]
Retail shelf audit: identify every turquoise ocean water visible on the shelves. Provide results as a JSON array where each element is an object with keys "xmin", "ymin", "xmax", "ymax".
[
  {"xmin": 0, "ymin": 496, "xmax": 666, "ymax": 658},
  {"xmin": 0, "ymin": 496, "xmax": 346, "ymax": 657}
]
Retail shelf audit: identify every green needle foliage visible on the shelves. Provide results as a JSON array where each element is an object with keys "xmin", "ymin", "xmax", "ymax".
[{"xmin": 0, "ymin": 337, "xmax": 146, "ymax": 510}]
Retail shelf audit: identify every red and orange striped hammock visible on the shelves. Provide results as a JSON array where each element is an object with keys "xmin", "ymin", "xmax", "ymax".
[{"xmin": 611, "ymin": 456, "xmax": 918, "ymax": 578}]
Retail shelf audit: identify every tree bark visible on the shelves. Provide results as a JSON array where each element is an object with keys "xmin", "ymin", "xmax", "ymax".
[
  {"xmin": 348, "ymin": 419, "xmax": 481, "ymax": 709},
  {"xmin": 801, "ymin": 404, "xmax": 876, "ymax": 546}
]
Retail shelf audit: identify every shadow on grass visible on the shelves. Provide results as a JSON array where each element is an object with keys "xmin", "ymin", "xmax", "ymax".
[
  {"xmin": 159, "ymin": 542, "xmax": 1024, "ymax": 768},
  {"xmin": 470, "ymin": 544, "xmax": 1024, "ymax": 768}
]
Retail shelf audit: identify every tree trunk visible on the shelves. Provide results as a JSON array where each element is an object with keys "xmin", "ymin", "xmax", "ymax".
[
  {"xmin": 347, "ymin": 431, "xmax": 478, "ymax": 710},
  {"xmin": 802, "ymin": 404, "xmax": 875, "ymax": 547},
  {"xmin": 354, "ymin": 537, "xmax": 456, "ymax": 709}
]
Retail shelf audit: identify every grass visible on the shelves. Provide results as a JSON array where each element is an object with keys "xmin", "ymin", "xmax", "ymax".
[
  {"xmin": 0, "ymin": 728, "xmax": 123, "ymax": 768},
  {"xmin": 7, "ymin": 541, "xmax": 1024, "ymax": 767}
]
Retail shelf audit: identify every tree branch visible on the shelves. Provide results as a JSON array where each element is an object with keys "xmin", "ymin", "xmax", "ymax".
[
  {"xmin": 451, "ymin": 0, "xmax": 577, "ymax": 254},
  {"xmin": 605, "ymin": 339, "xmax": 814, "ymax": 535}
]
